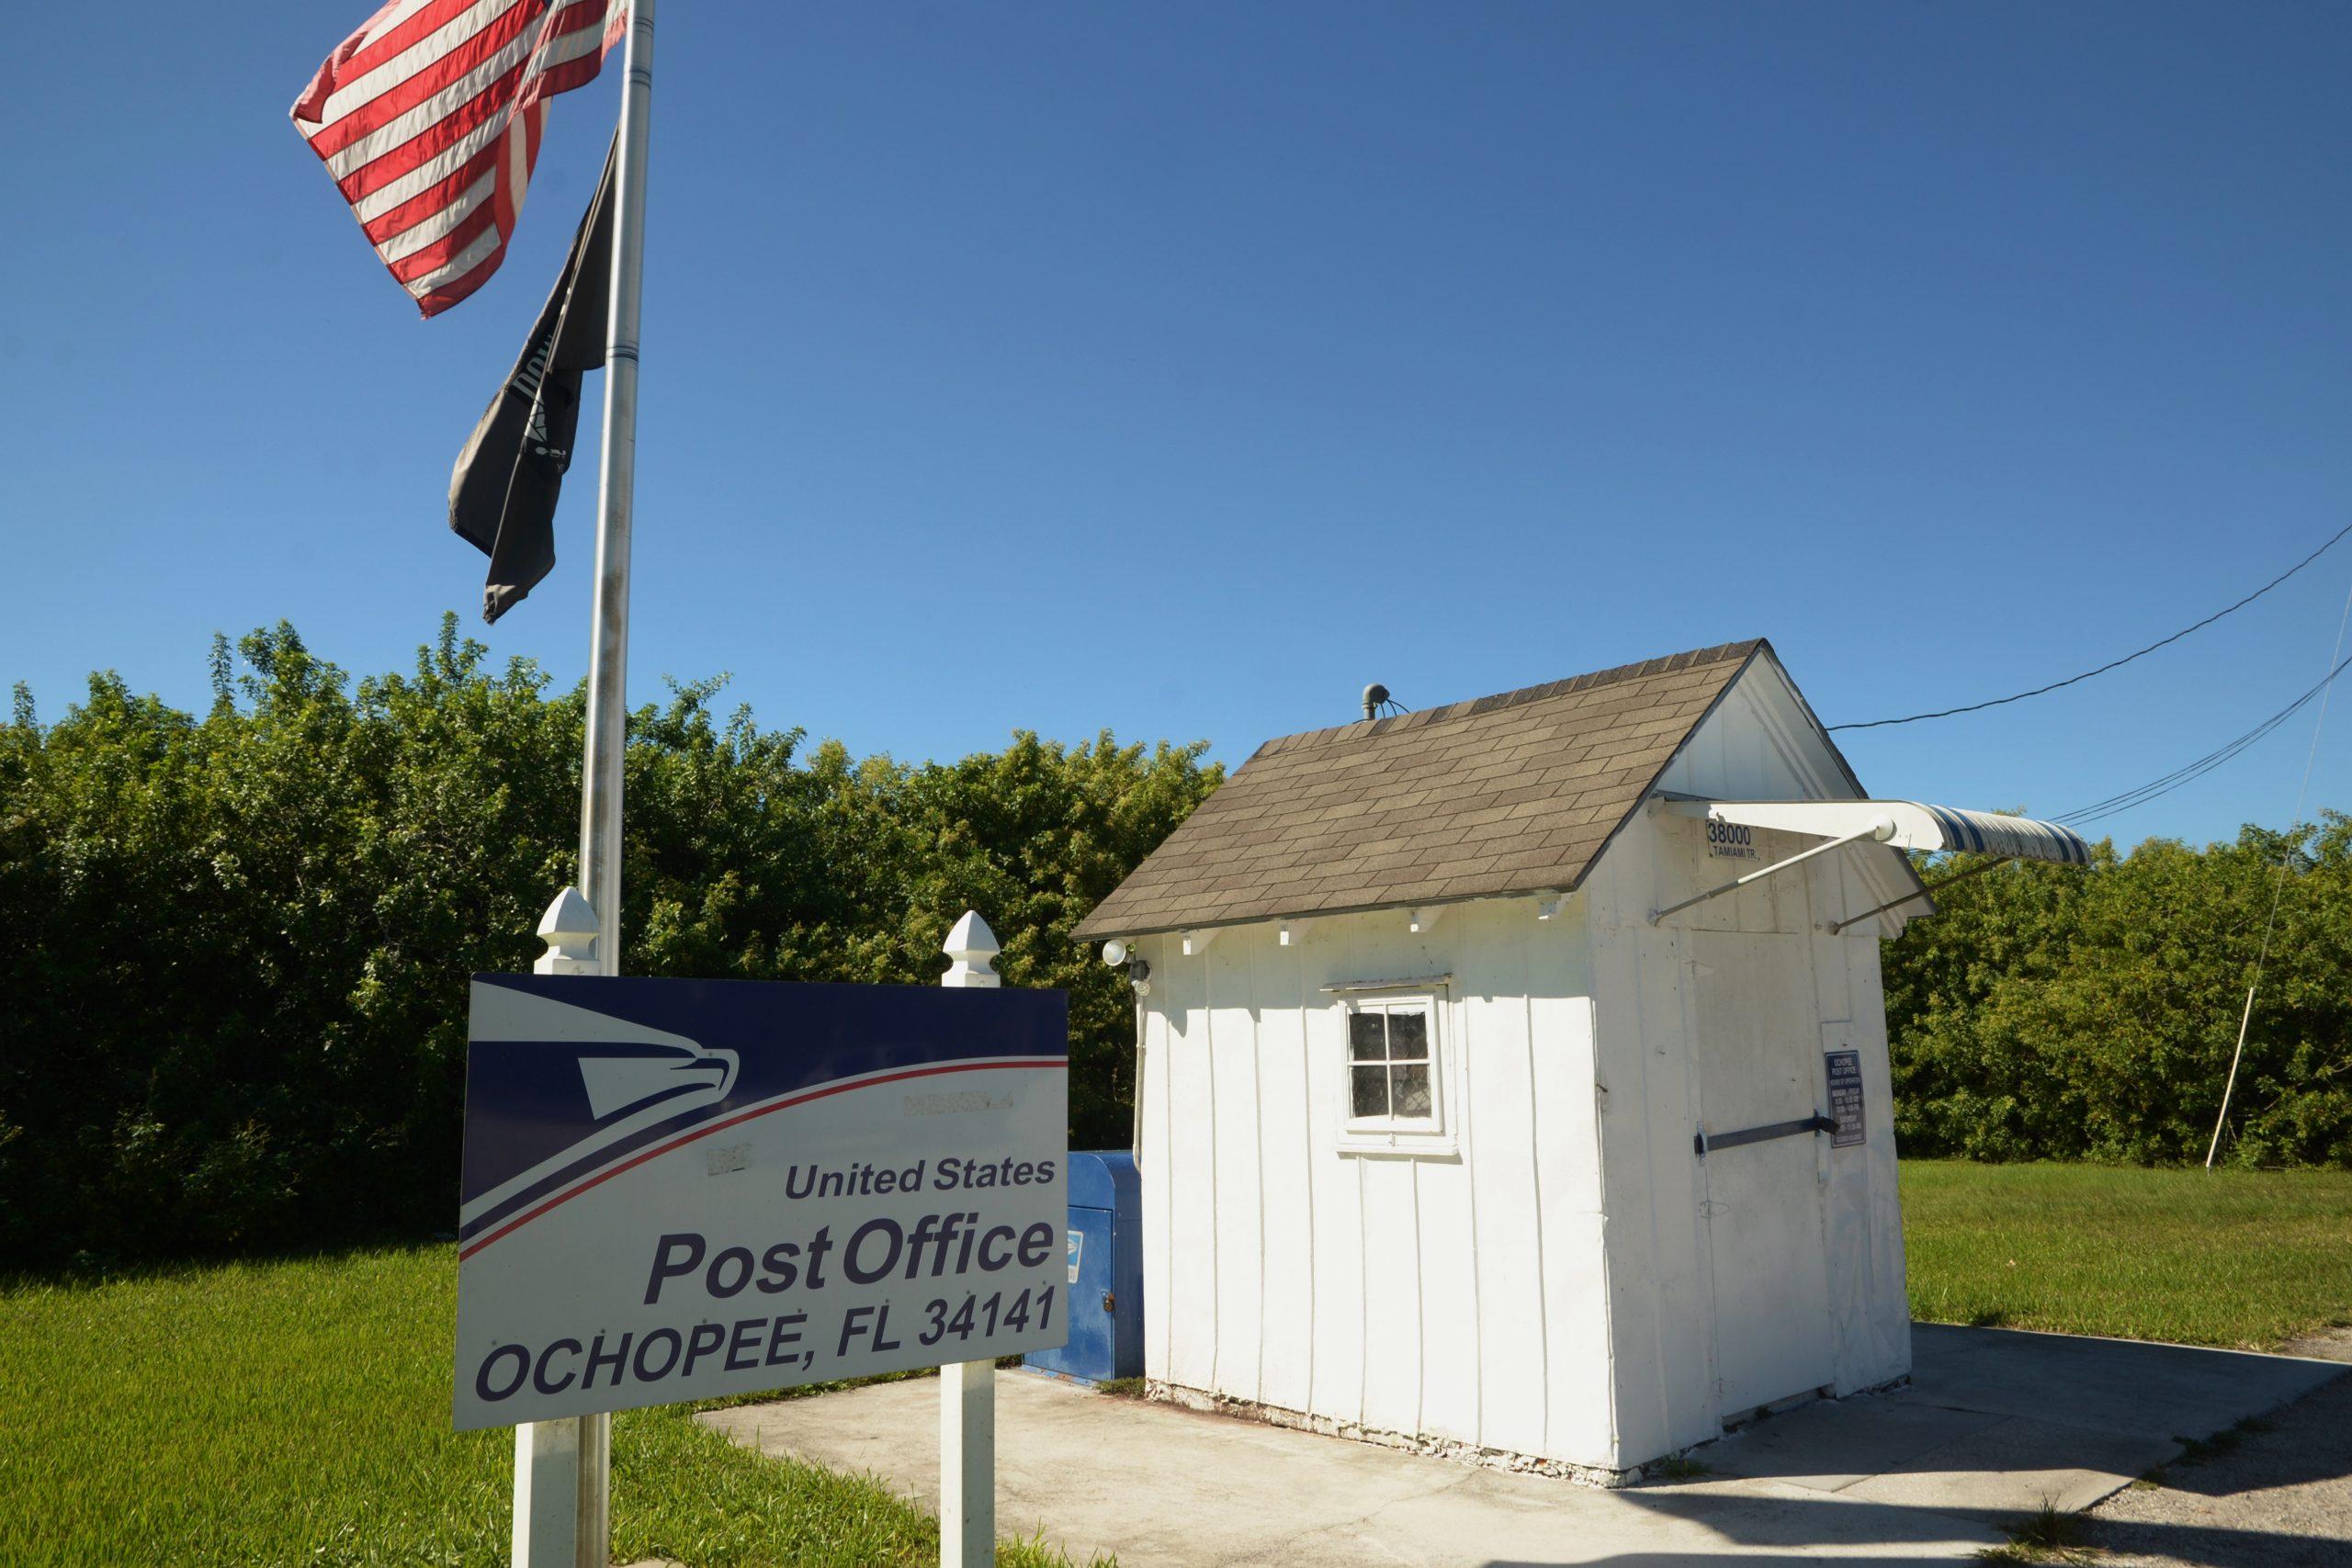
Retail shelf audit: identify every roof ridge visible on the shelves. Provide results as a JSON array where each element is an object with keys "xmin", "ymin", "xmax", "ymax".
[{"xmin": 1250, "ymin": 638, "xmax": 1765, "ymax": 762}]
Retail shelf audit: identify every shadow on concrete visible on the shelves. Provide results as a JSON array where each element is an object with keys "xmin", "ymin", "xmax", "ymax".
[
  {"xmin": 1475, "ymin": 1328, "xmax": 2350, "ymax": 1566},
  {"xmin": 1481, "ymin": 1488, "xmax": 2335, "ymax": 1567},
  {"xmin": 1685, "ymin": 1321, "xmax": 2343, "ymax": 1513},
  {"xmin": 2146, "ymin": 1445, "xmax": 2352, "ymax": 1499},
  {"xmin": 1902, "ymin": 1321, "xmax": 2343, "ymax": 1440},
  {"xmin": 2134, "ymin": 1421, "xmax": 2352, "ymax": 1497},
  {"xmin": 2081, "ymin": 1518, "xmax": 2352, "ymax": 1568}
]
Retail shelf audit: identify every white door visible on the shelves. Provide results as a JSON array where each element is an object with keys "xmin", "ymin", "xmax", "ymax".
[{"xmin": 1690, "ymin": 931, "xmax": 1834, "ymax": 1419}]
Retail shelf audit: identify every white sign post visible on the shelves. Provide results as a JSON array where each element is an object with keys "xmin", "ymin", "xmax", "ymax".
[
  {"xmin": 938, "ymin": 910, "xmax": 1001, "ymax": 1568},
  {"xmin": 516, "ymin": 887, "xmax": 605, "ymax": 1568}
]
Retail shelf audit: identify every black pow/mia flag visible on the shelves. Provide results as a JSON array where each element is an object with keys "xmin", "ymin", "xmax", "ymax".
[{"xmin": 448, "ymin": 139, "xmax": 616, "ymax": 624}]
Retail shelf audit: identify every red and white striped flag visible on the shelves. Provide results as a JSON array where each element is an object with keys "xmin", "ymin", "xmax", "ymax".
[{"xmin": 291, "ymin": 0, "xmax": 626, "ymax": 318}]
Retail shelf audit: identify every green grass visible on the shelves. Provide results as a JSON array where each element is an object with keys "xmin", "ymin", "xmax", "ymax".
[
  {"xmin": 1902, "ymin": 1159, "xmax": 2352, "ymax": 1349},
  {"xmin": 9, "ymin": 1163, "xmax": 2348, "ymax": 1562},
  {"xmin": 0, "ymin": 1244, "xmax": 1108, "ymax": 1568}
]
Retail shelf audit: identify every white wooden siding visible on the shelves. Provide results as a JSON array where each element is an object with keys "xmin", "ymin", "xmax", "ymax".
[
  {"xmin": 1583, "ymin": 659, "xmax": 1912, "ymax": 1461},
  {"xmin": 1462, "ymin": 940, "xmax": 1548, "ymax": 1457},
  {"xmin": 1204, "ymin": 940, "xmax": 1262, "ymax": 1401},
  {"xmin": 1140, "ymin": 987, "xmax": 1174, "ymax": 1389},
  {"xmin": 1527, "ymin": 983, "xmax": 1611, "ymax": 1462},
  {"xmin": 1583, "ymin": 902, "xmax": 1715, "ymax": 1465},
  {"xmin": 1302, "ymin": 982, "xmax": 1368, "ymax": 1426},
  {"xmin": 1140, "ymin": 895, "xmax": 1615, "ymax": 1467},
  {"xmin": 1159, "ymin": 949, "xmax": 1218, "ymax": 1393},
  {"xmin": 1136, "ymin": 653, "xmax": 1909, "ymax": 1473},
  {"xmin": 1254, "ymin": 940, "xmax": 1317, "ymax": 1416}
]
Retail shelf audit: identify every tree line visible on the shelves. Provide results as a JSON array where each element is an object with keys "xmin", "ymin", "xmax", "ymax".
[
  {"xmin": 0, "ymin": 619, "xmax": 1217, "ymax": 1266},
  {"xmin": 3, "ymin": 620, "xmax": 2345, "ymax": 1267},
  {"xmin": 1882, "ymin": 819, "xmax": 2350, "ymax": 1169}
]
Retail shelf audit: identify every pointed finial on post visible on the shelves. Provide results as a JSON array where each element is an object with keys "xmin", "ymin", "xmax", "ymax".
[
  {"xmin": 936, "ymin": 906, "xmax": 1005, "ymax": 1564},
  {"xmin": 941, "ymin": 909, "xmax": 1002, "ymax": 989},
  {"xmin": 536, "ymin": 887, "xmax": 602, "ymax": 976}
]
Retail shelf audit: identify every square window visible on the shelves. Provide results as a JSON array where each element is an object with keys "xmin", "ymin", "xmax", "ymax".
[{"xmin": 1337, "ymin": 993, "xmax": 1449, "ymax": 1153}]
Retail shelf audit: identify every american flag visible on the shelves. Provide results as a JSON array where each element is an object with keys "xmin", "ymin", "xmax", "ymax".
[{"xmin": 291, "ymin": 0, "xmax": 626, "ymax": 318}]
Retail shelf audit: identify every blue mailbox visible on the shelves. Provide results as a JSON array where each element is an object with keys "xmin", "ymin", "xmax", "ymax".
[{"xmin": 1023, "ymin": 1150, "xmax": 1143, "ymax": 1384}]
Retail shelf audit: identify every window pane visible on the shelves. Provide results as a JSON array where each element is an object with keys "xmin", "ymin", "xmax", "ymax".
[
  {"xmin": 1348, "ymin": 1011, "xmax": 1387, "ymax": 1061},
  {"xmin": 1391, "ymin": 1063, "xmax": 1432, "ymax": 1118},
  {"xmin": 1386, "ymin": 1010, "xmax": 1428, "ymax": 1062},
  {"xmin": 1351, "ymin": 1064, "xmax": 1391, "ymax": 1118}
]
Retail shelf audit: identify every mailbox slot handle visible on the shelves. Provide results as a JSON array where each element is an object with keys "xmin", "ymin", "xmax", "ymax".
[{"xmin": 1694, "ymin": 1114, "xmax": 1838, "ymax": 1158}]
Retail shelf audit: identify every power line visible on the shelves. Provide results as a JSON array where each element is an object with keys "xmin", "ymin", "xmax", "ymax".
[
  {"xmin": 1829, "ymin": 518, "xmax": 2352, "ymax": 732},
  {"xmin": 2052, "ymin": 646, "xmax": 2352, "ymax": 828}
]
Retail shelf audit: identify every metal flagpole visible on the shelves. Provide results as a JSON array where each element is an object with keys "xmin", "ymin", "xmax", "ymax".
[
  {"xmin": 526, "ymin": 2, "xmax": 655, "ymax": 1564},
  {"xmin": 581, "ymin": 0, "xmax": 654, "ymax": 980}
]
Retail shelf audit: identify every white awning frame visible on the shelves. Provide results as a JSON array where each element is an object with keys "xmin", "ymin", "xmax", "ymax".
[
  {"xmin": 1658, "ymin": 798, "xmax": 2092, "ymax": 865},
  {"xmin": 1648, "ymin": 797, "xmax": 2091, "ymax": 929},
  {"xmin": 1649, "ymin": 817, "xmax": 1895, "ymax": 924}
]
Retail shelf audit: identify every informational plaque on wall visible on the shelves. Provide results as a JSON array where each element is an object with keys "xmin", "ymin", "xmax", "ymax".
[{"xmin": 1823, "ymin": 1048, "xmax": 1866, "ymax": 1148}]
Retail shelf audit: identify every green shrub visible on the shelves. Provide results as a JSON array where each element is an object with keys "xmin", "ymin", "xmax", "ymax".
[
  {"xmin": 1883, "ymin": 820, "xmax": 2352, "ymax": 1168},
  {"xmin": 0, "ymin": 618, "xmax": 1217, "ymax": 1265}
]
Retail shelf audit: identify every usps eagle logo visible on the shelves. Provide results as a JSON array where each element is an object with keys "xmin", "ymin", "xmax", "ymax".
[{"xmin": 458, "ymin": 980, "xmax": 741, "ymax": 1245}]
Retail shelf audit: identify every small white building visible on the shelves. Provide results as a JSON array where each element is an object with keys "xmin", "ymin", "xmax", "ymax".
[{"xmin": 1073, "ymin": 639, "xmax": 2087, "ymax": 1481}]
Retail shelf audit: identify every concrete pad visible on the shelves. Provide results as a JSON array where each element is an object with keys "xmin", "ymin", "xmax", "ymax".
[
  {"xmin": 1838, "ymin": 1414, "xmax": 2178, "ymax": 1515},
  {"xmin": 1702, "ymin": 1398, "xmax": 2007, "ymax": 1492},
  {"xmin": 1704, "ymin": 1325, "xmax": 2346, "ymax": 1517},
  {"xmin": 702, "ymin": 1374, "xmax": 2002, "ymax": 1565},
  {"xmin": 1391, "ymin": 1473, "xmax": 2003, "ymax": 1565},
  {"xmin": 1905, "ymin": 1322, "xmax": 2343, "ymax": 1440},
  {"xmin": 700, "ymin": 1327, "xmax": 2346, "ymax": 1565}
]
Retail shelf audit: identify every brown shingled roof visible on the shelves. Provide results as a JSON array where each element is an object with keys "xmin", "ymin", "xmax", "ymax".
[{"xmin": 1073, "ymin": 640, "xmax": 1767, "ymax": 940}]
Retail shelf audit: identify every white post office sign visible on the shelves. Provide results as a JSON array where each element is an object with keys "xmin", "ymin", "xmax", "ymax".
[{"xmin": 452, "ymin": 975, "xmax": 1069, "ymax": 1430}]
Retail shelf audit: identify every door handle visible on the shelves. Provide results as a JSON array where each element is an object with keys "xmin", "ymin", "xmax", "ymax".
[{"xmin": 1694, "ymin": 1114, "xmax": 1839, "ymax": 1157}]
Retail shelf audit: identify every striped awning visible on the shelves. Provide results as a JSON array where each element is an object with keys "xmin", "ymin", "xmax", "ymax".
[
  {"xmin": 1892, "ymin": 803, "xmax": 2092, "ymax": 864},
  {"xmin": 1662, "ymin": 799, "xmax": 2093, "ymax": 865}
]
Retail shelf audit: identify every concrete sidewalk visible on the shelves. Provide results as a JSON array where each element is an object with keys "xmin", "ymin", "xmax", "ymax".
[{"xmin": 697, "ymin": 1325, "xmax": 2344, "ymax": 1566}]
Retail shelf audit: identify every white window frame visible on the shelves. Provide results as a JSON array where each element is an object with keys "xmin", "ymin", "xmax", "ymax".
[{"xmin": 1334, "ymin": 988, "xmax": 1455, "ymax": 1156}]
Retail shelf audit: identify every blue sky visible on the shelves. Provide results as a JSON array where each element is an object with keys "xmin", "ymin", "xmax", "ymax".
[{"xmin": 5, "ymin": 2, "xmax": 2347, "ymax": 850}]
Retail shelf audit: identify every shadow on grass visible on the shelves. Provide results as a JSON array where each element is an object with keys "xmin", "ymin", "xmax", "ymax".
[{"xmin": 0, "ymin": 1228, "xmax": 457, "ymax": 1293}]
